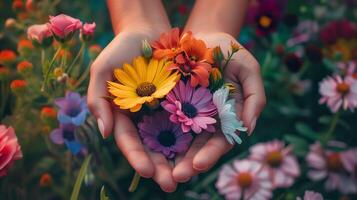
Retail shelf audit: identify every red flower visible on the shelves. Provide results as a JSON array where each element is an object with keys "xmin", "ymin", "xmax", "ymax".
[
  {"xmin": 10, "ymin": 79, "xmax": 27, "ymax": 92},
  {"xmin": 0, "ymin": 50, "xmax": 17, "ymax": 65},
  {"xmin": 17, "ymin": 60, "xmax": 33, "ymax": 73},
  {"xmin": 41, "ymin": 106, "xmax": 57, "ymax": 119}
]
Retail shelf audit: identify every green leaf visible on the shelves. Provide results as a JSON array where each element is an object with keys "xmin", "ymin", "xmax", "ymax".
[
  {"xmin": 70, "ymin": 154, "xmax": 92, "ymax": 200},
  {"xmin": 318, "ymin": 115, "xmax": 332, "ymax": 125},
  {"xmin": 284, "ymin": 134, "xmax": 309, "ymax": 156},
  {"xmin": 295, "ymin": 122, "xmax": 319, "ymax": 140},
  {"xmin": 100, "ymin": 186, "xmax": 110, "ymax": 200}
]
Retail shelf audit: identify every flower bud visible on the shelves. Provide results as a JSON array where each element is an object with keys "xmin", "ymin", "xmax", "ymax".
[
  {"xmin": 88, "ymin": 44, "xmax": 102, "ymax": 59},
  {"xmin": 39, "ymin": 173, "xmax": 53, "ymax": 187},
  {"xmin": 142, "ymin": 39, "xmax": 152, "ymax": 58},
  {"xmin": 27, "ymin": 24, "xmax": 53, "ymax": 48},
  {"xmin": 209, "ymin": 67, "xmax": 224, "ymax": 92},
  {"xmin": 5, "ymin": 18, "xmax": 17, "ymax": 29},
  {"xmin": 17, "ymin": 60, "xmax": 33, "ymax": 74},
  {"xmin": 53, "ymin": 67, "xmax": 63, "ymax": 78},
  {"xmin": 10, "ymin": 79, "xmax": 27, "ymax": 94},
  {"xmin": 230, "ymin": 42, "xmax": 242, "ymax": 53},
  {"xmin": 12, "ymin": 0, "xmax": 24, "ymax": 12},
  {"xmin": 225, "ymin": 83, "xmax": 236, "ymax": 94},
  {"xmin": 0, "ymin": 50, "xmax": 17, "ymax": 65},
  {"xmin": 41, "ymin": 106, "xmax": 57, "ymax": 120},
  {"xmin": 213, "ymin": 46, "xmax": 224, "ymax": 65},
  {"xmin": 17, "ymin": 39, "xmax": 34, "ymax": 57},
  {"xmin": 80, "ymin": 22, "xmax": 96, "ymax": 41},
  {"xmin": 48, "ymin": 14, "xmax": 82, "ymax": 43}
]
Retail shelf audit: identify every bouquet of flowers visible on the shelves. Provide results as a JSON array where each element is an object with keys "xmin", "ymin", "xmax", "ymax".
[{"xmin": 106, "ymin": 28, "xmax": 248, "ymax": 189}]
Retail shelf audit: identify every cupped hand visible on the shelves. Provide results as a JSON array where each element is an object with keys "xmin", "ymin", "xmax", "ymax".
[
  {"xmin": 87, "ymin": 28, "xmax": 178, "ymax": 192},
  {"xmin": 172, "ymin": 32, "xmax": 266, "ymax": 183}
]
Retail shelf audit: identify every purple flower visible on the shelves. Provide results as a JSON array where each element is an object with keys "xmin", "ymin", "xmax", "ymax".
[
  {"xmin": 138, "ymin": 111, "xmax": 193, "ymax": 159},
  {"xmin": 55, "ymin": 91, "xmax": 88, "ymax": 126},
  {"xmin": 50, "ymin": 123, "xmax": 83, "ymax": 155},
  {"xmin": 161, "ymin": 80, "xmax": 217, "ymax": 134}
]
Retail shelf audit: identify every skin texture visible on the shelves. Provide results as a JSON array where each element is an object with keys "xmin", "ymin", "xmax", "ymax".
[{"xmin": 88, "ymin": 0, "xmax": 266, "ymax": 192}]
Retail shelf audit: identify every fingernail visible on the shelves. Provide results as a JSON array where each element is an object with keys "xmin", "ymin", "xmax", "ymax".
[
  {"xmin": 97, "ymin": 118, "xmax": 106, "ymax": 139},
  {"xmin": 249, "ymin": 117, "xmax": 257, "ymax": 136}
]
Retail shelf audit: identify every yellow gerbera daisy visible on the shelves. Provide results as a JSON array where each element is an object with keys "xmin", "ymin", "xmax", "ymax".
[{"xmin": 107, "ymin": 56, "xmax": 180, "ymax": 112}]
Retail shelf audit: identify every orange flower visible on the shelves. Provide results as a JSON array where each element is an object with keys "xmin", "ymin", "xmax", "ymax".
[
  {"xmin": 151, "ymin": 28, "xmax": 181, "ymax": 60},
  {"xmin": 39, "ymin": 173, "xmax": 52, "ymax": 187},
  {"xmin": 55, "ymin": 49, "xmax": 72, "ymax": 60},
  {"xmin": 167, "ymin": 32, "xmax": 213, "ymax": 87},
  {"xmin": 17, "ymin": 60, "xmax": 33, "ymax": 73},
  {"xmin": 10, "ymin": 79, "xmax": 27, "ymax": 93},
  {"xmin": 17, "ymin": 39, "xmax": 34, "ymax": 54},
  {"xmin": 40, "ymin": 106, "xmax": 57, "ymax": 119},
  {"xmin": 0, "ymin": 50, "xmax": 17, "ymax": 65}
]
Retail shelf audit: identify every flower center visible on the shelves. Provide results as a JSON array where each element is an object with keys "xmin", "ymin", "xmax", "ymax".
[
  {"xmin": 236, "ymin": 172, "xmax": 253, "ymax": 188},
  {"xmin": 68, "ymin": 107, "xmax": 81, "ymax": 117},
  {"xmin": 182, "ymin": 102, "xmax": 198, "ymax": 118},
  {"xmin": 327, "ymin": 153, "xmax": 343, "ymax": 172},
  {"xmin": 136, "ymin": 82, "xmax": 156, "ymax": 97},
  {"xmin": 63, "ymin": 130, "xmax": 75, "ymax": 141},
  {"xmin": 336, "ymin": 82, "xmax": 350, "ymax": 95},
  {"xmin": 266, "ymin": 150, "xmax": 283, "ymax": 167},
  {"xmin": 259, "ymin": 15, "xmax": 272, "ymax": 28},
  {"xmin": 157, "ymin": 130, "xmax": 176, "ymax": 147}
]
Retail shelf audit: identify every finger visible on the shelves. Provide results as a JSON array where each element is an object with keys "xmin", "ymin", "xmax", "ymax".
[
  {"xmin": 173, "ymin": 133, "xmax": 211, "ymax": 183},
  {"xmin": 230, "ymin": 50, "xmax": 266, "ymax": 135},
  {"xmin": 148, "ymin": 151, "xmax": 177, "ymax": 192},
  {"xmin": 88, "ymin": 63, "xmax": 113, "ymax": 139},
  {"xmin": 114, "ymin": 110, "xmax": 155, "ymax": 178},
  {"xmin": 193, "ymin": 132, "xmax": 233, "ymax": 171}
]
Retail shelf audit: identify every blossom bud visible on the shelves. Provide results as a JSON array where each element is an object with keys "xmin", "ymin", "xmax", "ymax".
[
  {"xmin": 17, "ymin": 39, "xmax": 34, "ymax": 57},
  {"xmin": 88, "ymin": 44, "xmax": 102, "ymax": 59},
  {"xmin": 10, "ymin": 79, "xmax": 27, "ymax": 94},
  {"xmin": 39, "ymin": 173, "xmax": 53, "ymax": 187},
  {"xmin": 209, "ymin": 67, "xmax": 224, "ymax": 92},
  {"xmin": 230, "ymin": 42, "xmax": 242, "ymax": 53},
  {"xmin": 142, "ymin": 39, "xmax": 152, "ymax": 58},
  {"xmin": 5, "ymin": 18, "xmax": 17, "ymax": 29},
  {"xmin": 213, "ymin": 46, "xmax": 224, "ymax": 65},
  {"xmin": 0, "ymin": 50, "xmax": 17, "ymax": 65},
  {"xmin": 17, "ymin": 60, "xmax": 33, "ymax": 74}
]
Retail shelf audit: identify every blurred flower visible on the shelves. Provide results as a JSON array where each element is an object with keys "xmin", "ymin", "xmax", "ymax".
[
  {"xmin": 25, "ymin": 0, "xmax": 33, "ymax": 11},
  {"xmin": 55, "ymin": 49, "xmax": 72, "ymax": 61},
  {"xmin": 250, "ymin": 140, "xmax": 300, "ymax": 188},
  {"xmin": 141, "ymin": 39, "xmax": 152, "ymax": 58},
  {"xmin": 39, "ymin": 173, "xmax": 52, "ymax": 187},
  {"xmin": 213, "ymin": 87, "xmax": 246, "ymax": 144},
  {"xmin": 138, "ymin": 111, "xmax": 192, "ymax": 159},
  {"xmin": 0, "ymin": 66, "xmax": 10, "ymax": 80},
  {"xmin": 27, "ymin": 24, "xmax": 53, "ymax": 47},
  {"xmin": 230, "ymin": 42, "xmax": 241, "ymax": 53},
  {"xmin": 10, "ymin": 79, "xmax": 27, "ymax": 93},
  {"xmin": 246, "ymin": 0, "xmax": 286, "ymax": 36},
  {"xmin": 305, "ymin": 44, "xmax": 323, "ymax": 63},
  {"xmin": 319, "ymin": 75, "xmax": 357, "ymax": 112},
  {"xmin": 47, "ymin": 14, "xmax": 82, "ymax": 42},
  {"xmin": 17, "ymin": 60, "xmax": 33, "ymax": 74},
  {"xmin": 5, "ymin": 18, "xmax": 17, "ymax": 29},
  {"xmin": 169, "ymin": 32, "xmax": 213, "ymax": 87},
  {"xmin": 288, "ymin": 77, "xmax": 311, "ymax": 96},
  {"xmin": 337, "ymin": 61, "xmax": 356, "ymax": 78},
  {"xmin": 50, "ymin": 123, "xmax": 83, "ymax": 155},
  {"xmin": 341, "ymin": 148, "xmax": 357, "ymax": 177},
  {"xmin": 17, "ymin": 39, "xmax": 34, "ymax": 56},
  {"xmin": 0, "ymin": 125, "xmax": 22, "ymax": 177},
  {"xmin": 55, "ymin": 91, "xmax": 88, "ymax": 126},
  {"xmin": 216, "ymin": 159, "xmax": 273, "ymax": 200},
  {"xmin": 287, "ymin": 20, "xmax": 319, "ymax": 47},
  {"xmin": 296, "ymin": 191, "xmax": 323, "ymax": 200},
  {"xmin": 53, "ymin": 67, "xmax": 64, "ymax": 78},
  {"xmin": 12, "ymin": 0, "xmax": 24, "ymax": 11},
  {"xmin": 306, "ymin": 143, "xmax": 357, "ymax": 194},
  {"xmin": 108, "ymin": 56, "xmax": 179, "ymax": 112},
  {"xmin": 151, "ymin": 28, "xmax": 181, "ymax": 60},
  {"xmin": 88, "ymin": 44, "xmax": 102, "ymax": 59},
  {"xmin": 41, "ymin": 106, "xmax": 57, "ymax": 120},
  {"xmin": 0, "ymin": 50, "xmax": 17, "ymax": 65},
  {"xmin": 80, "ymin": 22, "xmax": 96, "ymax": 41},
  {"xmin": 284, "ymin": 53, "xmax": 303, "ymax": 73},
  {"xmin": 162, "ymin": 80, "xmax": 217, "ymax": 134}
]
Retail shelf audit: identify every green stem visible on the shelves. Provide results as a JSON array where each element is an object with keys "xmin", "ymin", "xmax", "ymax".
[
  {"xmin": 322, "ymin": 111, "xmax": 340, "ymax": 146},
  {"xmin": 72, "ymin": 62, "xmax": 92, "ymax": 89},
  {"xmin": 41, "ymin": 49, "xmax": 45, "ymax": 67},
  {"xmin": 66, "ymin": 43, "xmax": 85, "ymax": 74},
  {"xmin": 41, "ymin": 47, "xmax": 62, "ymax": 92},
  {"xmin": 128, "ymin": 172, "xmax": 141, "ymax": 192},
  {"xmin": 222, "ymin": 52, "xmax": 234, "ymax": 70}
]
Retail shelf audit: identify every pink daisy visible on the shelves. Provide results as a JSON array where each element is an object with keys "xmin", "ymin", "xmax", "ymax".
[
  {"xmin": 161, "ymin": 80, "xmax": 217, "ymax": 134},
  {"xmin": 216, "ymin": 159, "xmax": 273, "ymax": 200},
  {"xmin": 306, "ymin": 143, "xmax": 357, "ymax": 194},
  {"xmin": 319, "ymin": 75, "xmax": 357, "ymax": 112},
  {"xmin": 249, "ymin": 140, "xmax": 300, "ymax": 188},
  {"xmin": 296, "ymin": 191, "xmax": 323, "ymax": 200}
]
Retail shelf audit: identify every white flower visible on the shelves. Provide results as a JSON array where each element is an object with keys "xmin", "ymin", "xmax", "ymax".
[{"xmin": 213, "ymin": 87, "xmax": 247, "ymax": 144}]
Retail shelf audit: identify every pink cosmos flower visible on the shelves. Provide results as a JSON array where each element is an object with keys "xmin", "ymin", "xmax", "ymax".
[
  {"xmin": 337, "ymin": 61, "xmax": 357, "ymax": 77},
  {"xmin": 81, "ymin": 22, "xmax": 96, "ymax": 36},
  {"xmin": 341, "ymin": 148, "xmax": 357, "ymax": 177},
  {"xmin": 27, "ymin": 24, "xmax": 52, "ymax": 44},
  {"xmin": 47, "ymin": 14, "xmax": 82, "ymax": 40},
  {"xmin": 296, "ymin": 191, "xmax": 323, "ymax": 200},
  {"xmin": 319, "ymin": 75, "xmax": 357, "ymax": 112},
  {"xmin": 249, "ymin": 140, "xmax": 300, "ymax": 188},
  {"xmin": 306, "ymin": 143, "xmax": 357, "ymax": 194},
  {"xmin": 0, "ymin": 125, "xmax": 22, "ymax": 177},
  {"xmin": 161, "ymin": 80, "xmax": 217, "ymax": 134},
  {"xmin": 216, "ymin": 159, "xmax": 273, "ymax": 200}
]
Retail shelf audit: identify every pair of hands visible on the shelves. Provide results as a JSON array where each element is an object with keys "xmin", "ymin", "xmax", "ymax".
[{"xmin": 87, "ymin": 27, "xmax": 266, "ymax": 192}]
